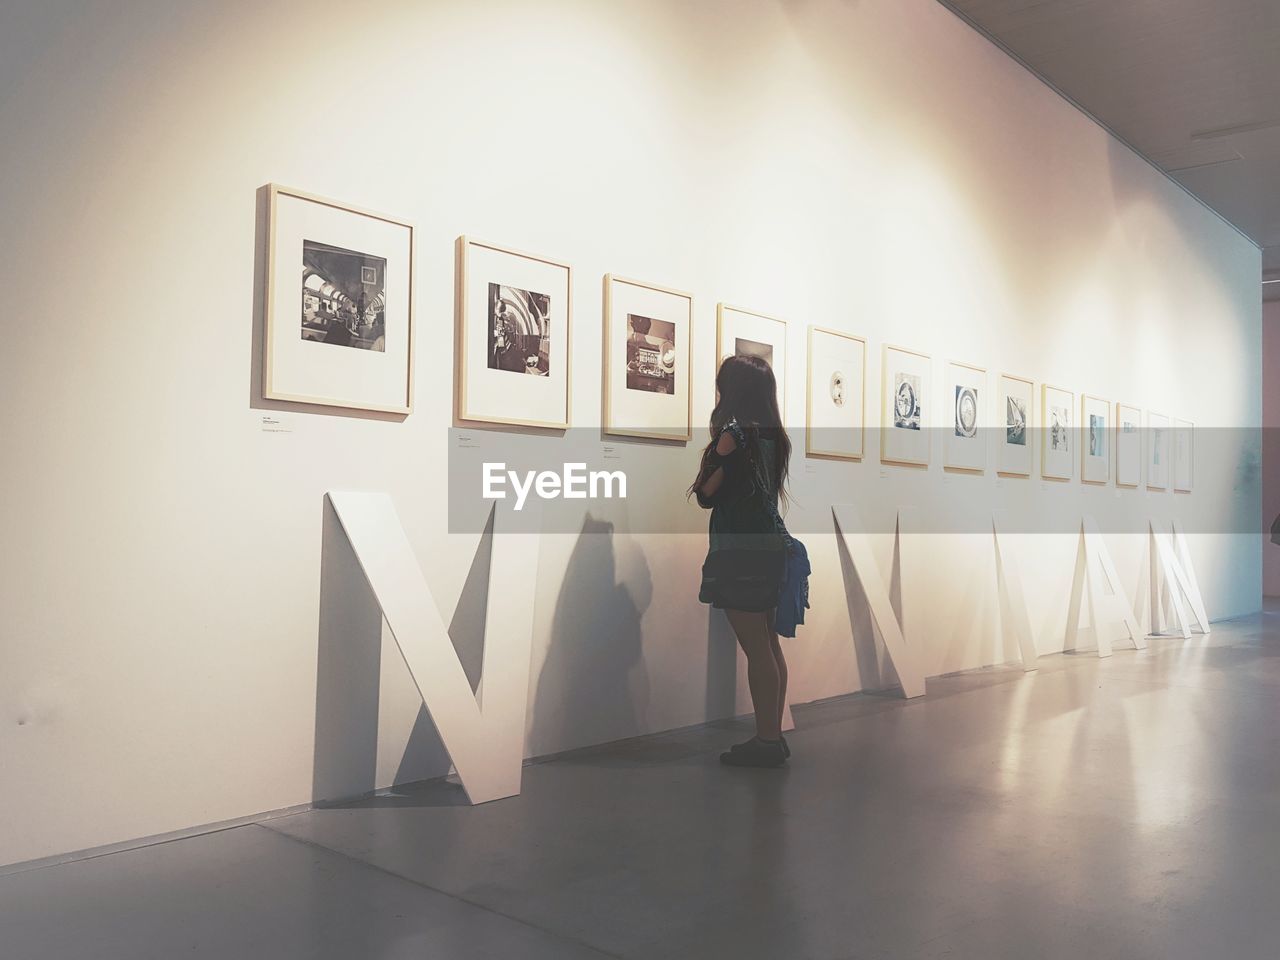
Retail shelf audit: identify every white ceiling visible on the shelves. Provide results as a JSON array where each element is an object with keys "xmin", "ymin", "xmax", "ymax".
[{"xmin": 937, "ymin": 0, "xmax": 1280, "ymax": 298}]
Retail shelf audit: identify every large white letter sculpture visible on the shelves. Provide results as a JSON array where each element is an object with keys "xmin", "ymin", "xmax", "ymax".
[
  {"xmin": 1145, "ymin": 519, "xmax": 1210, "ymax": 637},
  {"xmin": 1064, "ymin": 515, "xmax": 1143, "ymax": 658},
  {"xmin": 992, "ymin": 511, "xmax": 1039, "ymax": 671},
  {"xmin": 831, "ymin": 504, "xmax": 925, "ymax": 699},
  {"xmin": 326, "ymin": 491, "xmax": 540, "ymax": 804}
]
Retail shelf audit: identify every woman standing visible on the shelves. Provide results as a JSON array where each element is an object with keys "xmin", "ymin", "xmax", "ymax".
[{"xmin": 691, "ymin": 354, "xmax": 802, "ymax": 768}]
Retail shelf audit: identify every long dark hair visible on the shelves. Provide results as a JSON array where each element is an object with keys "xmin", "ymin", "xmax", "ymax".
[{"xmin": 689, "ymin": 354, "xmax": 791, "ymax": 505}]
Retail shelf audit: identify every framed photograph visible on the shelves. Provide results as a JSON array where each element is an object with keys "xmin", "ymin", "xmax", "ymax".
[
  {"xmin": 1081, "ymin": 394, "xmax": 1109, "ymax": 484},
  {"xmin": 881, "ymin": 344, "xmax": 931, "ymax": 467},
  {"xmin": 1147, "ymin": 411, "xmax": 1170, "ymax": 490},
  {"xmin": 1173, "ymin": 417, "xmax": 1193, "ymax": 493},
  {"xmin": 806, "ymin": 327, "xmax": 866, "ymax": 460},
  {"xmin": 264, "ymin": 184, "xmax": 414, "ymax": 413},
  {"xmin": 716, "ymin": 304, "xmax": 787, "ymax": 419},
  {"xmin": 1116, "ymin": 403, "xmax": 1141, "ymax": 487},
  {"xmin": 997, "ymin": 373, "xmax": 1034, "ymax": 477},
  {"xmin": 457, "ymin": 237, "xmax": 571, "ymax": 429},
  {"xmin": 1041, "ymin": 384, "xmax": 1074, "ymax": 480},
  {"xmin": 945, "ymin": 360, "xmax": 986, "ymax": 473},
  {"xmin": 603, "ymin": 275, "xmax": 691, "ymax": 441}
]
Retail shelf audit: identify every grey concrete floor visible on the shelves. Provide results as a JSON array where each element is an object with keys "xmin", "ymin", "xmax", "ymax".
[{"xmin": 4, "ymin": 612, "xmax": 1278, "ymax": 959}]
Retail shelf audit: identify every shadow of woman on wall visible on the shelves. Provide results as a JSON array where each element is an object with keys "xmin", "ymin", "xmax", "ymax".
[{"xmin": 530, "ymin": 512, "xmax": 651, "ymax": 758}]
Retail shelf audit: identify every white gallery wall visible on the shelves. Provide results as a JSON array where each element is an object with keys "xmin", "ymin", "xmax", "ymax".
[{"xmin": 0, "ymin": 0, "xmax": 1261, "ymax": 867}]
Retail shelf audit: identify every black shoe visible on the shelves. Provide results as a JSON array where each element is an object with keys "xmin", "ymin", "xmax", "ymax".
[
  {"xmin": 729, "ymin": 734, "xmax": 791, "ymax": 759},
  {"xmin": 720, "ymin": 737, "xmax": 787, "ymax": 767}
]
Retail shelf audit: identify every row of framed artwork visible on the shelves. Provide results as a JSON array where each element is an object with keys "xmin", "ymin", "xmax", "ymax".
[
  {"xmin": 259, "ymin": 184, "xmax": 1192, "ymax": 491},
  {"xmin": 261, "ymin": 183, "xmax": 779, "ymax": 437},
  {"xmin": 821, "ymin": 337, "xmax": 1194, "ymax": 492}
]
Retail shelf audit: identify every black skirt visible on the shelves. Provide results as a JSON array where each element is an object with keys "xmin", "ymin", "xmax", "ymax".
[{"xmin": 698, "ymin": 546, "xmax": 785, "ymax": 612}]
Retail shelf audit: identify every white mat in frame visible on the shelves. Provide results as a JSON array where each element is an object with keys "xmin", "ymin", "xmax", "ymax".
[
  {"xmin": 716, "ymin": 303, "xmax": 788, "ymax": 421},
  {"xmin": 997, "ymin": 373, "xmax": 1034, "ymax": 477},
  {"xmin": 881, "ymin": 344, "xmax": 931, "ymax": 467},
  {"xmin": 1173, "ymin": 418, "xmax": 1194, "ymax": 492},
  {"xmin": 1115, "ymin": 402, "xmax": 1142, "ymax": 487},
  {"xmin": 603, "ymin": 275, "xmax": 692, "ymax": 441},
  {"xmin": 265, "ymin": 184, "xmax": 415, "ymax": 414},
  {"xmin": 1041, "ymin": 384, "xmax": 1074, "ymax": 481},
  {"xmin": 456, "ymin": 236, "xmax": 572, "ymax": 429},
  {"xmin": 1081, "ymin": 394, "xmax": 1110, "ymax": 485},
  {"xmin": 945, "ymin": 360, "xmax": 986, "ymax": 473},
  {"xmin": 806, "ymin": 326, "xmax": 866, "ymax": 460},
  {"xmin": 1147, "ymin": 411, "xmax": 1170, "ymax": 490}
]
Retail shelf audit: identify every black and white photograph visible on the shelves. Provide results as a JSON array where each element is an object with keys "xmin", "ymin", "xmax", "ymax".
[
  {"xmin": 1081, "ymin": 395, "xmax": 1110, "ymax": 483},
  {"xmin": 1089, "ymin": 414, "xmax": 1105, "ymax": 457},
  {"xmin": 997, "ymin": 373, "xmax": 1033, "ymax": 477},
  {"xmin": 954, "ymin": 385, "xmax": 978, "ymax": 439},
  {"xmin": 1050, "ymin": 404, "xmax": 1070, "ymax": 452},
  {"xmin": 1006, "ymin": 395, "xmax": 1027, "ymax": 446},
  {"xmin": 488, "ymin": 282, "xmax": 551, "ymax": 376},
  {"xmin": 625, "ymin": 314, "xmax": 676, "ymax": 394},
  {"xmin": 604, "ymin": 276, "xmax": 691, "ymax": 440},
  {"xmin": 1041, "ymin": 385, "xmax": 1075, "ymax": 480},
  {"xmin": 829, "ymin": 370, "xmax": 846, "ymax": 407},
  {"xmin": 894, "ymin": 373, "xmax": 921, "ymax": 430},
  {"xmin": 881, "ymin": 345, "xmax": 930, "ymax": 465},
  {"xmin": 719, "ymin": 304, "xmax": 788, "ymax": 422},
  {"xmin": 264, "ymin": 186, "xmax": 413, "ymax": 413},
  {"xmin": 944, "ymin": 360, "xmax": 986, "ymax": 472},
  {"xmin": 735, "ymin": 336, "xmax": 774, "ymax": 369},
  {"xmin": 301, "ymin": 239, "xmax": 388, "ymax": 352}
]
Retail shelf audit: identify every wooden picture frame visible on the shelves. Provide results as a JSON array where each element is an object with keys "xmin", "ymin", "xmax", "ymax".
[
  {"xmin": 264, "ymin": 183, "xmax": 415, "ymax": 414},
  {"xmin": 944, "ymin": 359, "xmax": 987, "ymax": 474},
  {"xmin": 716, "ymin": 304, "xmax": 788, "ymax": 421},
  {"xmin": 1081, "ymin": 393, "xmax": 1110, "ymax": 485},
  {"xmin": 603, "ymin": 274, "xmax": 693, "ymax": 441},
  {"xmin": 997, "ymin": 372, "xmax": 1034, "ymax": 478},
  {"xmin": 1173, "ymin": 417, "xmax": 1194, "ymax": 493},
  {"xmin": 1041, "ymin": 383, "xmax": 1074, "ymax": 481},
  {"xmin": 805, "ymin": 326, "xmax": 866, "ymax": 460},
  {"xmin": 456, "ymin": 236, "xmax": 572, "ymax": 429},
  {"xmin": 881, "ymin": 343, "xmax": 931, "ymax": 467},
  {"xmin": 1147, "ymin": 411, "xmax": 1170, "ymax": 491},
  {"xmin": 1115, "ymin": 402, "xmax": 1142, "ymax": 488}
]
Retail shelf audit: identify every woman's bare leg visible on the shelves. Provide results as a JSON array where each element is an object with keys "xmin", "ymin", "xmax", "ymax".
[
  {"xmin": 767, "ymin": 611, "xmax": 788, "ymax": 734},
  {"xmin": 725, "ymin": 608, "xmax": 782, "ymax": 740}
]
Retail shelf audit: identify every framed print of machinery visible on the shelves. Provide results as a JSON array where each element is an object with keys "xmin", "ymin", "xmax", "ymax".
[
  {"xmin": 456, "ymin": 237, "xmax": 572, "ymax": 429},
  {"xmin": 264, "ymin": 184, "xmax": 414, "ymax": 413},
  {"xmin": 603, "ymin": 275, "xmax": 692, "ymax": 441}
]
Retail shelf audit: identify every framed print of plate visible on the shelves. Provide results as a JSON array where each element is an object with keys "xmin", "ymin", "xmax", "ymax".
[
  {"xmin": 881, "ymin": 344, "xmax": 931, "ymax": 466},
  {"xmin": 457, "ymin": 237, "xmax": 571, "ymax": 429},
  {"xmin": 1173, "ymin": 417, "xmax": 1193, "ymax": 492},
  {"xmin": 1115, "ymin": 403, "xmax": 1142, "ymax": 487},
  {"xmin": 945, "ymin": 360, "xmax": 986, "ymax": 473},
  {"xmin": 603, "ymin": 275, "xmax": 692, "ymax": 441},
  {"xmin": 997, "ymin": 373, "xmax": 1033, "ymax": 477},
  {"xmin": 264, "ymin": 184, "xmax": 414, "ymax": 413},
  {"xmin": 1081, "ymin": 394, "xmax": 1109, "ymax": 484},
  {"xmin": 717, "ymin": 304, "xmax": 787, "ymax": 419},
  {"xmin": 806, "ymin": 327, "xmax": 865, "ymax": 460},
  {"xmin": 1147, "ymin": 411, "xmax": 1170, "ymax": 490},
  {"xmin": 1041, "ymin": 384, "xmax": 1074, "ymax": 480}
]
